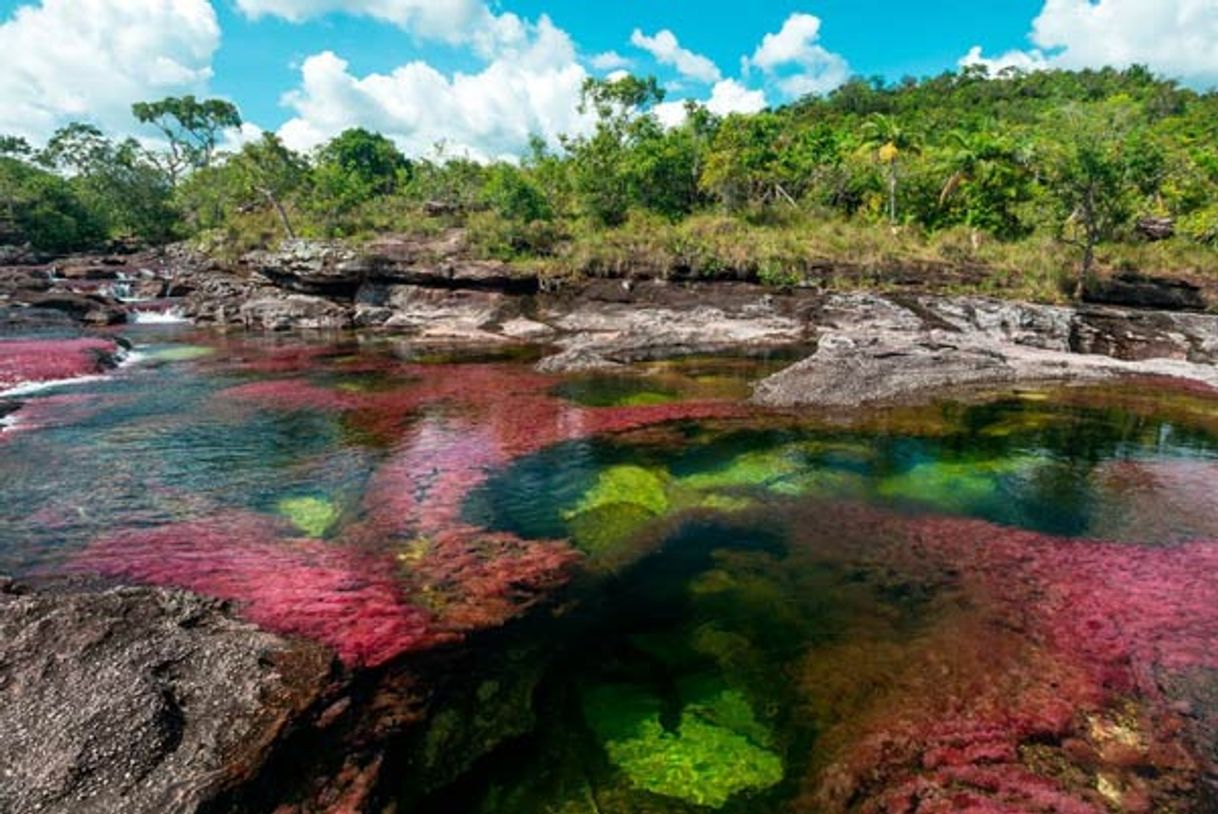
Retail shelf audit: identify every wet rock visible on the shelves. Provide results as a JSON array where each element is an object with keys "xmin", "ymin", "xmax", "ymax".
[
  {"xmin": 247, "ymin": 240, "xmax": 368, "ymax": 298},
  {"xmin": 239, "ymin": 294, "xmax": 353, "ymax": 331},
  {"xmin": 1085, "ymin": 272, "xmax": 1206, "ymax": 312},
  {"xmin": 380, "ymin": 285, "xmax": 509, "ymax": 335},
  {"xmin": 753, "ymin": 293, "xmax": 1218, "ymax": 408},
  {"xmin": 21, "ymin": 291, "xmax": 126, "ymax": 326},
  {"xmin": 1071, "ymin": 307, "xmax": 1198, "ymax": 362},
  {"xmin": 0, "ymin": 579, "xmax": 333, "ymax": 814},
  {"xmin": 498, "ymin": 317, "xmax": 556, "ymax": 342},
  {"xmin": 0, "ymin": 305, "xmax": 79, "ymax": 336},
  {"xmin": 536, "ymin": 296, "xmax": 808, "ymax": 373},
  {"xmin": 55, "ymin": 262, "xmax": 120, "ymax": 281}
]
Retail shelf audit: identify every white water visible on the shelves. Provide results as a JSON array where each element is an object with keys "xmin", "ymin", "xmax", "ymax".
[
  {"xmin": 0, "ymin": 374, "xmax": 112, "ymax": 399},
  {"xmin": 129, "ymin": 308, "xmax": 189, "ymax": 325}
]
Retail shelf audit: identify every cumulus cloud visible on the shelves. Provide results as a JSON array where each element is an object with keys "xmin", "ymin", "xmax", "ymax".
[
  {"xmin": 962, "ymin": 0, "xmax": 1218, "ymax": 87},
  {"xmin": 706, "ymin": 79, "xmax": 767, "ymax": 116},
  {"xmin": 958, "ymin": 45, "xmax": 1050, "ymax": 76},
  {"xmin": 0, "ymin": 0, "xmax": 220, "ymax": 142},
  {"xmin": 277, "ymin": 15, "xmax": 592, "ymax": 160},
  {"xmin": 235, "ymin": 0, "xmax": 488, "ymax": 43},
  {"xmin": 652, "ymin": 79, "xmax": 767, "ymax": 128},
  {"xmin": 630, "ymin": 28, "xmax": 722, "ymax": 84},
  {"xmin": 750, "ymin": 13, "xmax": 850, "ymax": 98},
  {"xmin": 589, "ymin": 51, "xmax": 632, "ymax": 72}
]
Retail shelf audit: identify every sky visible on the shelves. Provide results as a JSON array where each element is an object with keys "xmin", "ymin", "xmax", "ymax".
[{"xmin": 2, "ymin": 1, "xmax": 1217, "ymax": 160}]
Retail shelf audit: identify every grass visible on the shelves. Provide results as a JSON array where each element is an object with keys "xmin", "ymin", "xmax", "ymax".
[{"xmin": 199, "ymin": 202, "xmax": 1216, "ymax": 307}]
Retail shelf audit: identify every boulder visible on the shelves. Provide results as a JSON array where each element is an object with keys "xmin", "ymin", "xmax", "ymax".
[
  {"xmin": 1084, "ymin": 272, "xmax": 1206, "ymax": 312},
  {"xmin": 0, "ymin": 579, "xmax": 333, "ymax": 814},
  {"xmin": 239, "ymin": 294, "xmax": 353, "ymax": 331}
]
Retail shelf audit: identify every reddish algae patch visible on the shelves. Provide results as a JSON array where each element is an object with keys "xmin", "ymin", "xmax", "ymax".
[
  {"xmin": 0, "ymin": 338, "xmax": 120, "ymax": 391},
  {"xmin": 792, "ymin": 503, "xmax": 1217, "ymax": 813}
]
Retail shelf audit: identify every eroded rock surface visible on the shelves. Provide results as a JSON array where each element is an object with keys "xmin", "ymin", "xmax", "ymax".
[
  {"xmin": 754, "ymin": 293, "xmax": 1218, "ymax": 408},
  {"xmin": 0, "ymin": 579, "xmax": 332, "ymax": 814}
]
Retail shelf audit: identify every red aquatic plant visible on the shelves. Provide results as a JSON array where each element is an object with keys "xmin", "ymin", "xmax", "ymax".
[
  {"xmin": 0, "ymin": 338, "xmax": 121, "ymax": 390},
  {"xmin": 792, "ymin": 503, "xmax": 1217, "ymax": 813},
  {"xmin": 82, "ymin": 512, "xmax": 454, "ymax": 667}
]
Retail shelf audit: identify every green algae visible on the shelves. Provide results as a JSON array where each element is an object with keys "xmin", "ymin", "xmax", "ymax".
[
  {"xmin": 566, "ymin": 466, "xmax": 671, "ymax": 519},
  {"xmin": 277, "ymin": 496, "xmax": 341, "ymax": 537},
  {"xmin": 581, "ymin": 683, "xmax": 783, "ymax": 808},
  {"xmin": 876, "ymin": 455, "xmax": 1044, "ymax": 513},
  {"xmin": 552, "ymin": 377, "xmax": 681, "ymax": 408},
  {"xmin": 677, "ymin": 447, "xmax": 805, "ymax": 492},
  {"xmin": 566, "ymin": 502, "xmax": 657, "ymax": 557}
]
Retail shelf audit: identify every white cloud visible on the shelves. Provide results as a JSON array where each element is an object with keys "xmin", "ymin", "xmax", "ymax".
[
  {"xmin": 589, "ymin": 51, "xmax": 632, "ymax": 72},
  {"xmin": 750, "ymin": 13, "xmax": 850, "ymax": 98},
  {"xmin": 277, "ymin": 15, "xmax": 592, "ymax": 160},
  {"xmin": 235, "ymin": 0, "xmax": 488, "ymax": 44},
  {"xmin": 630, "ymin": 28, "xmax": 722, "ymax": 84},
  {"xmin": 651, "ymin": 79, "xmax": 768, "ymax": 129},
  {"xmin": 0, "ymin": 0, "xmax": 220, "ymax": 142},
  {"xmin": 958, "ymin": 45, "xmax": 1050, "ymax": 76},
  {"xmin": 962, "ymin": 0, "xmax": 1218, "ymax": 87},
  {"xmin": 707, "ymin": 79, "xmax": 767, "ymax": 117}
]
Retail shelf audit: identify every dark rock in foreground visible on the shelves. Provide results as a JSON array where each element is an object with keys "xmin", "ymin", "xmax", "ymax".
[{"xmin": 0, "ymin": 579, "xmax": 332, "ymax": 814}]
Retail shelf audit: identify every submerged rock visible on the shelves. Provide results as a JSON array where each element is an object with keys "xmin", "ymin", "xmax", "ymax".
[{"xmin": 0, "ymin": 579, "xmax": 332, "ymax": 814}]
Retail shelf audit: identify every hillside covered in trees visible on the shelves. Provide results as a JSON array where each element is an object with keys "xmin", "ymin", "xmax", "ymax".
[{"xmin": 3, "ymin": 65, "xmax": 1217, "ymax": 300}]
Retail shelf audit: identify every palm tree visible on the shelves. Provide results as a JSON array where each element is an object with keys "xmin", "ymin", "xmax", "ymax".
[
  {"xmin": 936, "ymin": 127, "xmax": 1037, "ymax": 239},
  {"xmin": 861, "ymin": 114, "xmax": 920, "ymax": 224}
]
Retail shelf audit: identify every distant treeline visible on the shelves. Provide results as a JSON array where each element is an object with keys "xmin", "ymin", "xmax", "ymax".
[{"xmin": 3, "ymin": 66, "xmax": 1217, "ymax": 293}]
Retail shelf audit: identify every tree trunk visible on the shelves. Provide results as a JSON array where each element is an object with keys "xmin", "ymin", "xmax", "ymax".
[
  {"xmin": 888, "ymin": 166, "xmax": 898, "ymax": 224},
  {"xmin": 261, "ymin": 188, "xmax": 296, "ymax": 240}
]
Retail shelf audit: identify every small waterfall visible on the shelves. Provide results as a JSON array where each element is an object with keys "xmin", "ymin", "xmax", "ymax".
[{"xmin": 129, "ymin": 308, "xmax": 189, "ymax": 325}]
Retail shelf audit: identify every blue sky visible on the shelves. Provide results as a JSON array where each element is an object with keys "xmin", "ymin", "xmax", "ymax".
[
  {"xmin": 1, "ymin": 1, "xmax": 1216, "ymax": 158},
  {"xmin": 204, "ymin": 1, "xmax": 1044, "ymax": 126}
]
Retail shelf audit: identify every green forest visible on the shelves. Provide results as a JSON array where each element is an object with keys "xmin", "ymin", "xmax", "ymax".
[{"xmin": 3, "ymin": 65, "xmax": 1218, "ymax": 299}]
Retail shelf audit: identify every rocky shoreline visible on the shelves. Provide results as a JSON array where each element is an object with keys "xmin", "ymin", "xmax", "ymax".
[{"xmin": 3, "ymin": 235, "xmax": 1218, "ymax": 811}]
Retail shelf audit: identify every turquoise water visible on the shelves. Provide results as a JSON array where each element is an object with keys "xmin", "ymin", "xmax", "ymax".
[{"xmin": 2, "ymin": 329, "xmax": 1218, "ymax": 812}]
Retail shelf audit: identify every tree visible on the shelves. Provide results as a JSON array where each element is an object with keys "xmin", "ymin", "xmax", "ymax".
[
  {"xmin": 0, "ymin": 135, "xmax": 32, "ymax": 158},
  {"xmin": 39, "ymin": 123, "xmax": 114, "ymax": 175},
  {"xmin": 230, "ymin": 134, "xmax": 307, "ymax": 239},
  {"xmin": 307, "ymin": 129, "xmax": 412, "ymax": 232},
  {"xmin": 935, "ymin": 128, "xmax": 1034, "ymax": 238},
  {"xmin": 1044, "ymin": 106, "xmax": 1141, "ymax": 294},
  {"xmin": 563, "ymin": 75, "xmax": 666, "ymax": 225},
  {"xmin": 35, "ymin": 123, "xmax": 177, "ymax": 244},
  {"xmin": 700, "ymin": 113, "xmax": 783, "ymax": 210},
  {"xmin": 480, "ymin": 164, "xmax": 551, "ymax": 222},
  {"xmin": 861, "ymin": 113, "xmax": 920, "ymax": 223},
  {"xmin": 132, "ymin": 96, "xmax": 242, "ymax": 184},
  {"xmin": 0, "ymin": 156, "xmax": 105, "ymax": 251},
  {"xmin": 315, "ymin": 128, "xmax": 411, "ymax": 196}
]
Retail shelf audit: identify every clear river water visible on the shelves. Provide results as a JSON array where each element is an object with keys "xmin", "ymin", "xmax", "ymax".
[{"xmin": 2, "ymin": 324, "xmax": 1217, "ymax": 813}]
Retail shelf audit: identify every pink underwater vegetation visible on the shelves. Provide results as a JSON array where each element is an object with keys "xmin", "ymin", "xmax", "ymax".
[
  {"xmin": 77, "ymin": 359, "xmax": 727, "ymax": 667},
  {"xmin": 0, "ymin": 337, "xmax": 120, "ymax": 390},
  {"xmin": 796, "ymin": 503, "xmax": 1218, "ymax": 814},
  {"xmin": 82, "ymin": 512, "xmax": 452, "ymax": 667}
]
